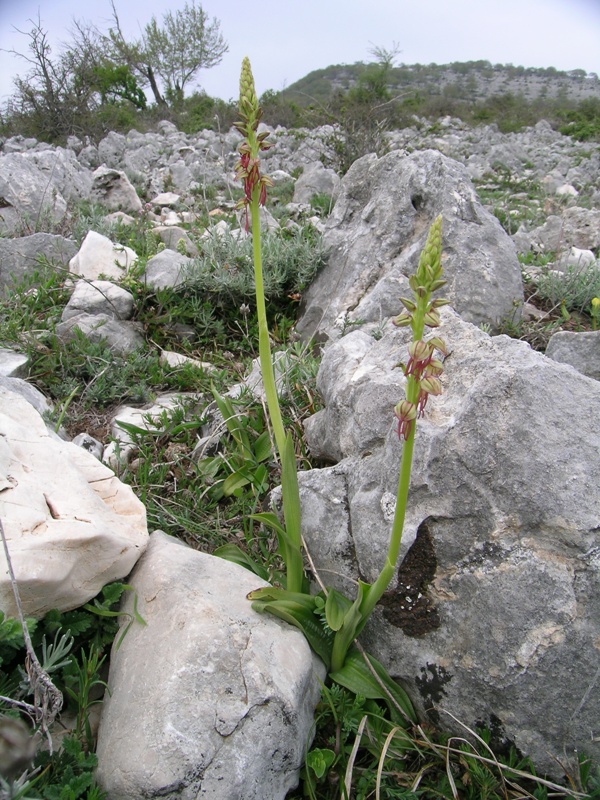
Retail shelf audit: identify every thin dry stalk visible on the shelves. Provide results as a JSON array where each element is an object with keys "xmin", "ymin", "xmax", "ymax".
[
  {"xmin": 343, "ymin": 714, "xmax": 367, "ymax": 800},
  {"xmin": 0, "ymin": 517, "xmax": 63, "ymax": 751},
  {"xmin": 375, "ymin": 725, "xmax": 402, "ymax": 800}
]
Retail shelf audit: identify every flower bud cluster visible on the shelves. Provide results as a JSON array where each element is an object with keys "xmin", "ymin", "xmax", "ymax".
[
  {"xmin": 392, "ymin": 215, "xmax": 450, "ymax": 441},
  {"xmin": 234, "ymin": 57, "xmax": 273, "ymax": 227},
  {"xmin": 394, "ymin": 336, "xmax": 447, "ymax": 439}
]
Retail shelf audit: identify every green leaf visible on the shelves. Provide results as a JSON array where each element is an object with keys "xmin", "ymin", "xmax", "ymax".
[
  {"xmin": 249, "ymin": 589, "xmax": 333, "ymax": 668},
  {"xmin": 306, "ymin": 747, "xmax": 336, "ymax": 779},
  {"xmin": 253, "ymin": 429, "xmax": 272, "ymax": 463},
  {"xmin": 115, "ymin": 419, "xmax": 157, "ymax": 438},
  {"xmin": 329, "ymin": 647, "xmax": 416, "ymax": 726},
  {"xmin": 329, "ymin": 582, "xmax": 368, "ymax": 673},
  {"xmin": 324, "ymin": 589, "xmax": 353, "ymax": 632},
  {"xmin": 280, "ymin": 433, "xmax": 302, "ymax": 550},
  {"xmin": 213, "ymin": 543, "xmax": 270, "ymax": 581},
  {"xmin": 0, "ymin": 612, "xmax": 29, "ymax": 649},
  {"xmin": 252, "ymin": 463, "xmax": 268, "ymax": 492},
  {"xmin": 212, "ymin": 389, "xmax": 252, "ymax": 454},
  {"xmin": 221, "ymin": 470, "xmax": 251, "ymax": 497},
  {"xmin": 82, "ymin": 604, "xmax": 121, "ymax": 619},
  {"xmin": 250, "ymin": 511, "xmax": 293, "ymax": 553}
]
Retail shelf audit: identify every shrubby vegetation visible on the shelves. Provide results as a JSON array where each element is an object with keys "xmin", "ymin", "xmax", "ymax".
[
  {"xmin": 0, "ymin": 0, "xmax": 230, "ymax": 141},
  {"xmin": 2, "ymin": 17, "xmax": 600, "ymax": 146}
]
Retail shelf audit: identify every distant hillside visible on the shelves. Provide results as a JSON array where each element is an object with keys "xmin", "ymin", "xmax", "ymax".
[{"xmin": 281, "ymin": 60, "xmax": 600, "ymax": 107}]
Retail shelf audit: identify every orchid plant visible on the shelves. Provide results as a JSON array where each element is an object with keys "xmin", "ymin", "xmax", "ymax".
[{"xmin": 220, "ymin": 57, "xmax": 448, "ymax": 720}]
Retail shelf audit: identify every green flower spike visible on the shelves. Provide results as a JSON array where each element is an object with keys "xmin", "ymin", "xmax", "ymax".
[
  {"xmin": 234, "ymin": 57, "xmax": 273, "ymax": 224},
  {"xmin": 348, "ymin": 215, "xmax": 450, "ymax": 652}
]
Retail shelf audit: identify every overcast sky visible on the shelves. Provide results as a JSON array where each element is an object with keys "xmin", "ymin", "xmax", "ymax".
[{"xmin": 1, "ymin": 0, "xmax": 599, "ymax": 105}]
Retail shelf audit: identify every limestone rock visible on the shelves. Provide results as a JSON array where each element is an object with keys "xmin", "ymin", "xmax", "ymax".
[
  {"xmin": 90, "ymin": 166, "xmax": 142, "ymax": 214},
  {"xmin": 296, "ymin": 149, "xmax": 523, "ymax": 342},
  {"xmin": 0, "ymin": 154, "xmax": 68, "ymax": 235},
  {"xmin": 546, "ymin": 329, "xmax": 600, "ymax": 380},
  {"xmin": 299, "ymin": 308, "xmax": 600, "ymax": 774},
  {"xmin": 62, "ymin": 280, "xmax": 135, "ymax": 322},
  {"xmin": 564, "ymin": 246, "xmax": 596, "ymax": 269},
  {"xmin": 142, "ymin": 249, "xmax": 193, "ymax": 290},
  {"xmin": 95, "ymin": 531, "xmax": 324, "ymax": 800},
  {"xmin": 0, "ymin": 351, "xmax": 28, "ymax": 378},
  {"xmin": 0, "ymin": 387, "xmax": 148, "ymax": 618},
  {"xmin": 159, "ymin": 351, "xmax": 214, "ymax": 372},
  {"xmin": 72, "ymin": 433, "xmax": 104, "ymax": 460},
  {"xmin": 0, "ymin": 378, "xmax": 52, "ymax": 419},
  {"xmin": 153, "ymin": 225, "xmax": 198, "ymax": 256},
  {"xmin": 150, "ymin": 191, "xmax": 180, "ymax": 207},
  {"xmin": 55, "ymin": 313, "xmax": 144, "ymax": 355},
  {"xmin": 292, "ymin": 161, "xmax": 340, "ymax": 204},
  {"xmin": 69, "ymin": 231, "xmax": 138, "ymax": 282},
  {"xmin": 528, "ymin": 207, "xmax": 600, "ymax": 252},
  {"xmin": 97, "ymin": 131, "xmax": 127, "ymax": 168},
  {"xmin": 103, "ymin": 393, "xmax": 203, "ymax": 469},
  {"xmin": 0, "ymin": 234, "xmax": 77, "ymax": 292}
]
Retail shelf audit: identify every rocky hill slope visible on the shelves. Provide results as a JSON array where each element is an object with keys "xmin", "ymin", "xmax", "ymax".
[{"xmin": 283, "ymin": 60, "xmax": 600, "ymax": 105}]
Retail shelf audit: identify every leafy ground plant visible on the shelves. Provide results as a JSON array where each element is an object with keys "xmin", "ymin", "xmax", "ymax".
[
  {"xmin": 288, "ymin": 684, "xmax": 599, "ymax": 800},
  {"xmin": 0, "ymin": 581, "xmax": 141, "ymax": 799},
  {"xmin": 536, "ymin": 258, "xmax": 600, "ymax": 315}
]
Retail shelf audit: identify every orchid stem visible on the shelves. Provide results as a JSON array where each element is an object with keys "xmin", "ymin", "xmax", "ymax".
[{"xmin": 250, "ymin": 190, "xmax": 286, "ymax": 459}]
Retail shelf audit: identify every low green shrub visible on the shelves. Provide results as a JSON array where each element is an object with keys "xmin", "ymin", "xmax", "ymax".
[
  {"xmin": 537, "ymin": 260, "xmax": 600, "ymax": 313},
  {"xmin": 185, "ymin": 226, "xmax": 325, "ymax": 302}
]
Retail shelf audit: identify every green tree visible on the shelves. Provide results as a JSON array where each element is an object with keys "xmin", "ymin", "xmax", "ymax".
[
  {"xmin": 107, "ymin": 0, "xmax": 227, "ymax": 107},
  {"xmin": 91, "ymin": 64, "xmax": 146, "ymax": 109}
]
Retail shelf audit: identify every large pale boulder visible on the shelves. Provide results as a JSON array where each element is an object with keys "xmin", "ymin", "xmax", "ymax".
[
  {"xmin": 297, "ymin": 308, "xmax": 600, "ymax": 775},
  {"xmin": 69, "ymin": 230, "xmax": 138, "ymax": 281},
  {"xmin": 0, "ymin": 387, "xmax": 148, "ymax": 618},
  {"xmin": 95, "ymin": 531, "xmax": 324, "ymax": 800},
  {"xmin": 61, "ymin": 280, "xmax": 135, "ymax": 322},
  {"xmin": 296, "ymin": 149, "xmax": 523, "ymax": 341}
]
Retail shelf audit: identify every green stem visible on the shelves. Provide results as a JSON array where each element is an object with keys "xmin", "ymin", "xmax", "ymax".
[
  {"xmin": 250, "ymin": 189, "xmax": 286, "ymax": 459},
  {"xmin": 249, "ymin": 184, "xmax": 303, "ymax": 592},
  {"xmin": 357, "ymin": 304, "xmax": 426, "ymax": 621},
  {"xmin": 360, "ymin": 419, "xmax": 417, "ymax": 620}
]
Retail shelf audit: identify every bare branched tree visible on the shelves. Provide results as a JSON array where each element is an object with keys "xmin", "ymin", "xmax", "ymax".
[
  {"xmin": 6, "ymin": 17, "xmax": 71, "ymax": 136},
  {"xmin": 2, "ymin": 15, "xmax": 114, "ymax": 138}
]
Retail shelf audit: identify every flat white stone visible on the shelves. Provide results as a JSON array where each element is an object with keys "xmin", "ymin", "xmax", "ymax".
[{"xmin": 0, "ymin": 387, "xmax": 148, "ymax": 618}]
